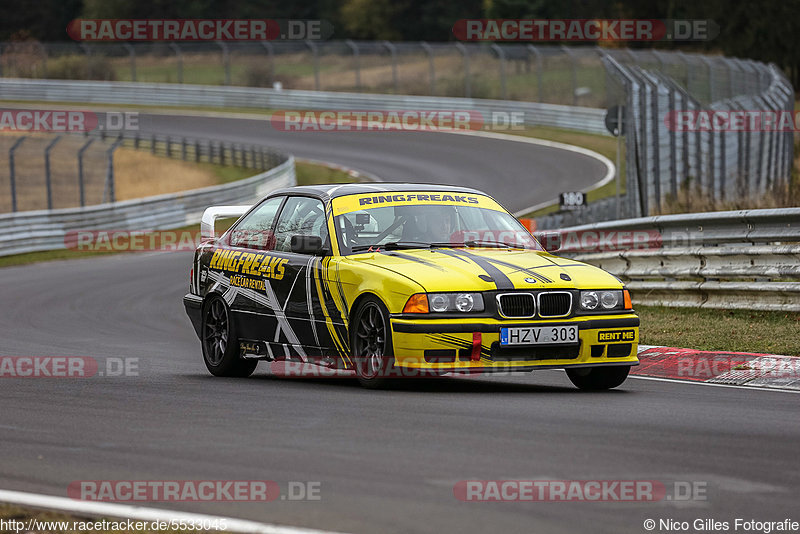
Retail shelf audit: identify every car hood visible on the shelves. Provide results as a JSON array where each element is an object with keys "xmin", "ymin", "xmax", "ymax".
[{"xmin": 346, "ymin": 247, "xmax": 621, "ymax": 292}]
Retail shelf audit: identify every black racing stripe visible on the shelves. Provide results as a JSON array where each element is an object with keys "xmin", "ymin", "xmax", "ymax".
[
  {"xmin": 316, "ymin": 259, "xmax": 348, "ymax": 357},
  {"xmin": 379, "ymin": 250, "xmax": 447, "ymax": 271},
  {"xmin": 332, "ymin": 263, "xmax": 350, "ymax": 322},
  {"xmin": 433, "ymin": 333, "xmax": 492, "ymax": 358},
  {"xmin": 472, "ymin": 256, "xmax": 554, "ymax": 284},
  {"xmin": 433, "ymin": 249, "xmax": 515, "ymax": 290}
]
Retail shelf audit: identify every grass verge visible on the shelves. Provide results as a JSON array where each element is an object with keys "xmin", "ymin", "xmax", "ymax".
[
  {"xmin": 506, "ymin": 125, "xmax": 624, "ymax": 218},
  {"xmin": 295, "ymin": 160, "xmax": 355, "ymax": 185},
  {"xmin": 637, "ymin": 305, "xmax": 800, "ymax": 356}
]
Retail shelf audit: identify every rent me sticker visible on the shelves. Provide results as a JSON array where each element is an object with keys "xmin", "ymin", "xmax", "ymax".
[{"xmin": 598, "ymin": 330, "xmax": 636, "ymax": 342}]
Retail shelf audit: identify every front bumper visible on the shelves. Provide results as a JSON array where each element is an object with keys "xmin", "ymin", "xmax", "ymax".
[{"xmin": 390, "ymin": 315, "xmax": 639, "ymax": 372}]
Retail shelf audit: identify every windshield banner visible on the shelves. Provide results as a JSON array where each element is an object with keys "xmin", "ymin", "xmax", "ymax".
[{"xmin": 332, "ymin": 192, "xmax": 506, "ymax": 216}]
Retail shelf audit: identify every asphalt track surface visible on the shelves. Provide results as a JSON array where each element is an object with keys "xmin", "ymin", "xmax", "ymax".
[
  {"xmin": 133, "ymin": 113, "xmax": 608, "ymax": 213},
  {"xmin": 1, "ymin": 114, "xmax": 798, "ymax": 533}
]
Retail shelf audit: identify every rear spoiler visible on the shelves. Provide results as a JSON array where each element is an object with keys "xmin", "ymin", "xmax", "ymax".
[{"xmin": 200, "ymin": 205, "xmax": 251, "ymax": 241}]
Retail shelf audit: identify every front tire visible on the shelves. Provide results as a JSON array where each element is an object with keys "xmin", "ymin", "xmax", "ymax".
[
  {"xmin": 351, "ymin": 296, "xmax": 395, "ymax": 389},
  {"xmin": 201, "ymin": 296, "xmax": 257, "ymax": 377},
  {"xmin": 566, "ymin": 365, "xmax": 630, "ymax": 390}
]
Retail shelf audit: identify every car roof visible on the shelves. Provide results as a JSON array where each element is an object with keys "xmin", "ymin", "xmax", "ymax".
[{"xmin": 268, "ymin": 182, "xmax": 486, "ymax": 200}]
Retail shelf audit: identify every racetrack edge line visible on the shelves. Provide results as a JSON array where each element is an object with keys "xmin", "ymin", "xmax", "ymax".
[{"xmin": 626, "ymin": 375, "xmax": 800, "ymax": 394}]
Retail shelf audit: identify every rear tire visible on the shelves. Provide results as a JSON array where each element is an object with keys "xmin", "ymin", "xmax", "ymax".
[
  {"xmin": 201, "ymin": 296, "xmax": 258, "ymax": 378},
  {"xmin": 350, "ymin": 296, "xmax": 395, "ymax": 389},
  {"xmin": 566, "ymin": 365, "xmax": 630, "ymax": 390}
]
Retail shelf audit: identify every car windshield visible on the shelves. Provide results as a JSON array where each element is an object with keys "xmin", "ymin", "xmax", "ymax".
[{"xmin": 331, "ymin": 192, "xmax": 542, "ymax": 254}]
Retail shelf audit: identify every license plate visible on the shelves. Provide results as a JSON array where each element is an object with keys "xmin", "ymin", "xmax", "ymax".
[{"xmin": 500, "ymin": 325, "xmax": 579, "ymax": 346}]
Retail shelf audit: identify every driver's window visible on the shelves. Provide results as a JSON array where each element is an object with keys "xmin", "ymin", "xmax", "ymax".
[
  {"xmin": 228, "ymin": 196, "xmax": 284, "ymax": 250},
  {"xmin": 273, "ymin": 196, "xmax": 328, "ymax": 252}
]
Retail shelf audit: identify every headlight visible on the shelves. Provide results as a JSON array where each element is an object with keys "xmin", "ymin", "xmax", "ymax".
[
  {"xmin": 600, "ymin": 290, "xmax": 619, "ymax": 309},
  {"xmin": 580, "ymin": 290, "xmax": 624, "ymax": 311},
  {"xmin": 429, "ymin": 294, "xmax": 450, "ymax": 312},
  {"xmin": 427, "ymin": 293, "xmax": 484, "ymax": 313},
  {"xmin": 454, "ymin": 293, "xmax": 475, "ymax": 312},
  {"xmin": 580, "ymin": 291, "xmax": 599, "ymax": 310}
]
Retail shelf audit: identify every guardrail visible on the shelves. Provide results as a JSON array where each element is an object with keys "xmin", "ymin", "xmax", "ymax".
[
  {"xmin": 0, "ymin": 156, "xmax": 295, "ymax": 257},
  {"xmin": 555, "ymin": 208, "xmax": 800, "ymax": 311},
  {"xmin": 0, "ymin": 78, "xmax": 610, "ymax": 135}
]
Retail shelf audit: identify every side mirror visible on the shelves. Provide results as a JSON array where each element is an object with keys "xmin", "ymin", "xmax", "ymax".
[
  {"xmin": 535, "ymin": 232, "xmax": 561, "ymax": 253},
  {"xmin": 291, "ymin": 235, "xmax": 328, "ymax": 256}
]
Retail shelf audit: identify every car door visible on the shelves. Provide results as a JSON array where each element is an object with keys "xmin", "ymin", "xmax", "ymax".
[
  {"xmin": 267, "ymin": 195, "xmax": 341, "ymax": 362},
  {"xmin": 208, "ymin": 195, "xmax": 285, "ymax": 352}
]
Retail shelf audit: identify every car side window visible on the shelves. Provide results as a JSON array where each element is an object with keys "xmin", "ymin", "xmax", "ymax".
[
  {"xmin": 228, "ymin": 196, "xmax": 284, "ymax": 250},
  {"xmin": 272, "ymin": 196, "xmax": 328, "ymax": 253}
]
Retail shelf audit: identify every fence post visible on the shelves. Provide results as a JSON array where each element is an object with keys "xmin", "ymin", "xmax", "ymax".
[
  {"xmin": 170, "ymin": 43, "xmax": 183, "ymax": 83},
  {"xmin": 560, "ymin": 45, "xmax": 578, "ymax": 106},
  {"xmin": 615, "ymin": 104, "xmax": 622, "ymax": 218},
  {"xmin": 8, "ymin": 137, "xmax": 26, "ymax": 213},
  {"xmin": 217, "ymin": 41, "xmax": 230, "ymax": 85},
  {"xmin": 345, "ymin": 40, "xmax": 361, "ymax": 92},
  {"xmin": 306, "ymin": 41, "xmax": 320, "ymax": 91},
  {"xmin": 77, "ymin": 139, "xmax": 94, "ymax": 208},
  {"xmin": 383, "ymin": 41, "xmax": 398, "ymax": 94},
  {"xmin": 677, "ymin": 52, "xmax": 692, "ymax": 95},
  {"xmin": 261, "ymin": 41, "xmax": 275, "ymax": 85},
  {"xmin": 454, "ymin": 42, "xmax": 470, "ymax": 98},
  {"xmin": 420, "ymin": 42, "xmax": 435, "ymax": 95},
  {"xmin": 700, "ymin": 56, "xmax": 715, "ymax": 103},
  {"xmin": 633, "ymin": 70, "xmax": 650, "ymax": 217},
  {"xmin": 123, "ymin": 43, "xmax": 136, "ymax": 81},
  {"xmin": 44, "ymin": 135, "xmax": 63, "ymax": 210},
  {"xmin": 104, "ymin": 137, "xmax": 123, "ymax": 204},
  {"xmin": 490, "ymin": 44, "xmax": 507, "ymax": 100},
  {"xmin": 666, "ymin": 83, "xmax": 678, "ymax": 201},
  {"xmin": 526, "ymin": 45, "xmax": 543, "ymax": 102},
  {"xmin": 753, "ymin": 95, "xmax": 767, "ymax": 196}
]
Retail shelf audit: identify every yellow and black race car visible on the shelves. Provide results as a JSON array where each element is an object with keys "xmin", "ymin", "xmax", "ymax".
[{"xmin": 184, "ymin": 183, "xmax": 639, "ymax": 389}]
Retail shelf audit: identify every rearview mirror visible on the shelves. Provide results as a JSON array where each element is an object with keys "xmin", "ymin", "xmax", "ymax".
[
  {"xmin": 535, "ymin": 232, "xmax": 561, "ymax": 252},
  {"xmin": 291, "ymin": 235, "xmax": 328, "ymax": 255}
]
